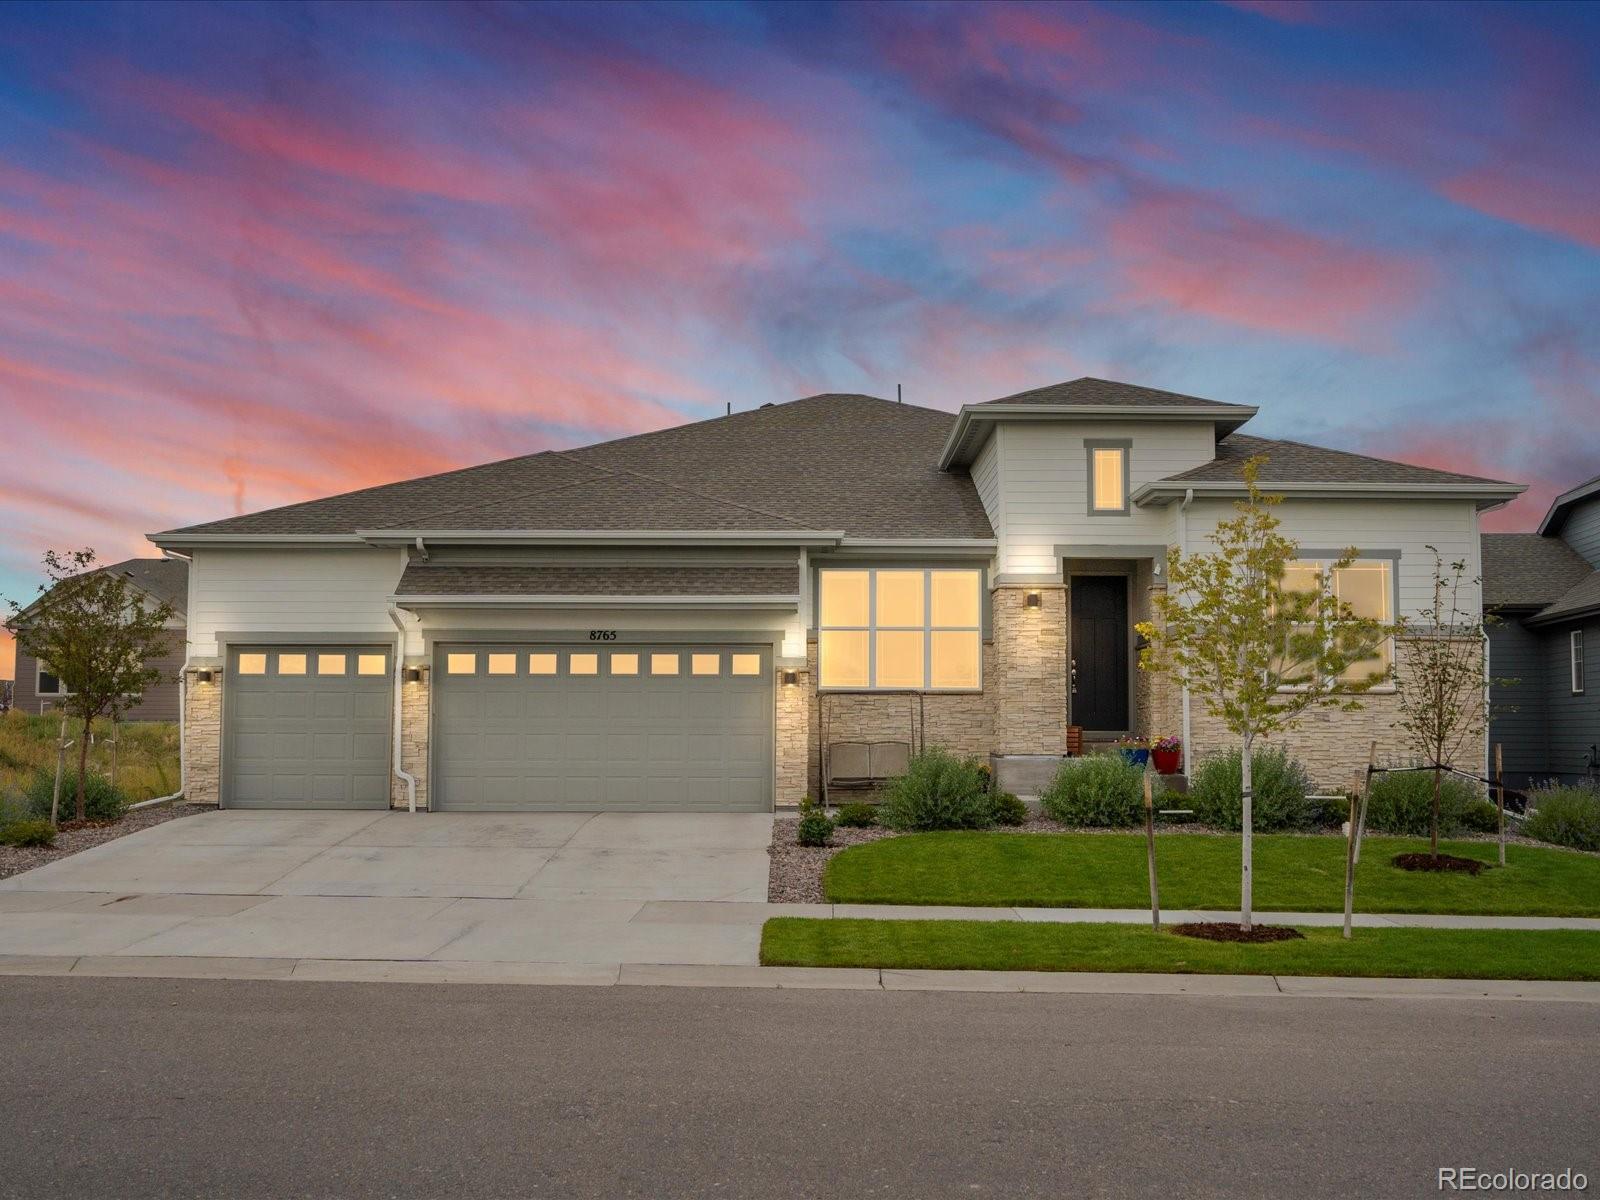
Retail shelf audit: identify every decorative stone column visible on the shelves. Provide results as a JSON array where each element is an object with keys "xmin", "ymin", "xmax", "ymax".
[
  {"xmin": 183, "ymin": 671, "xmax": 222, "ymax": 806},
  {"xmin": 775, "ymin": 661, "xmax": 811, "ymax": 808},
  {"xmin": 989, "ymin": 584, "xmax": 1068, "ymax": 755},
  {"xmin": 392, "ymin": 671, "xmax": 431, "ymax": 810}
]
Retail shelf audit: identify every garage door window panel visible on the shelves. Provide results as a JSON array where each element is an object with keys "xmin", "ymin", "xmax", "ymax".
[{"xmin": 278, "ymin": 653, "xmax": 307, "ymax": 676}]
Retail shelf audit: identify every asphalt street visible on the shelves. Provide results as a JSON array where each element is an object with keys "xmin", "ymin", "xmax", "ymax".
[{"xmin": 0, "ymin": 976, "xmax": 1594, "ymax": 1199}]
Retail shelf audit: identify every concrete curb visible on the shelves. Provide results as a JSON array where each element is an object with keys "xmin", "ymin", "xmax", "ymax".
[{"xmin": 4, "ymin": 954, "xmax": 1598, "ymax": 1002}]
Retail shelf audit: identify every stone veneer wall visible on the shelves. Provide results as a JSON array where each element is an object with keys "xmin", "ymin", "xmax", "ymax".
[
  {"xmin": 183, "ymin": 675, "xmax": 221, "ymax": 806},
  {"xmin": 776, "ymin": 663, "xmax": 811, "ymax": 807},
  {"xmin": 1183, "ymin": 637, "xmax": 1486, "ymax": 793},
  {"xmin": 990, "ymin": 585, "xmax": 1069, "ymax": 755},
  {"xmin": 393, "ymin": 674, "xmax": 430, "ymax": 809},
  {"xmin": 803, "ymin": 641, "xmax": 997, "ymax": 800}
]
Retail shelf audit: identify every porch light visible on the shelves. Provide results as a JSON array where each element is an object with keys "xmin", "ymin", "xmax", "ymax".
[
  {"xmin": 1024, "ymin": 590, "xmax": 1041, "ymax": 608},
  {"xmin": 195, "ymin": 668, "xmax": 214, "ymax": 683},
  {"xmin": 404, "ymin": 667, "xmax": 423, "ymax": 683},
  {"xmin": 780, "ymin": 669, "xmax": 799, "ymax": 686}
]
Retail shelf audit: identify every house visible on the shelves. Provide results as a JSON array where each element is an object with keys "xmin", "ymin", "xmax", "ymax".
[
  {"xmin": 9, "ymin": 557, "xmax": 189, "ymax": 721},
  {"xmin": 1483, "ymin": 474, "xmax": 1600, "ymax": 790},
  {"xmin": 147, "ymin": 379, "xmax": 1524, "ymax": 812}
]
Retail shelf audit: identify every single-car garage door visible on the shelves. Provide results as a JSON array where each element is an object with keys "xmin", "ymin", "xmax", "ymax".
[
  {"xmin": 432, "ymin": 643, "xmax": 773, "ymax": 812},
  {"xmin": 223, "ymin": 645, "xmax": 393, "ymax": 809}
]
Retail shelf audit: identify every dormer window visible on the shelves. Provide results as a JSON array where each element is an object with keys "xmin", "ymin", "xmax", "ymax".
[{"xmin": 1086, "ymin": 440, "xmax": 1130, "ymax": 515}]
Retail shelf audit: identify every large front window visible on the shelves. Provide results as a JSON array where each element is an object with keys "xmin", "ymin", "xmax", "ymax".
[
  {"xmin": 1276, "ymin": 558, "xmax": 1394, "ymax": 687},
  {"xmin": 818, "ymin": 568, "xmax": 982, "ymax": 690}
]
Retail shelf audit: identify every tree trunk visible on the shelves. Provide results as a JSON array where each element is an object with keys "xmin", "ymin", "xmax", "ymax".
[
  {"xmin": 1430, "ymin": 763, "xmax": 1442, "ymax": 860},
  {"xmin": 1240, "ymin": 736, "xmax": 1254, "ymax": 932},
  {"xmin": 75, "ymin": 715, "xmax": 93, "ymax": 823}
]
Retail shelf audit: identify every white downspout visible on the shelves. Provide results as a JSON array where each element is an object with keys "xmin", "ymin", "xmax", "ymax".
[
  {"xmin": 1177, "ymin": 488, "xmax": 1195, "ymax": 772},
  {"xmin": 387, "ymin": 603, "xmax": 418, "ymax": 813}
]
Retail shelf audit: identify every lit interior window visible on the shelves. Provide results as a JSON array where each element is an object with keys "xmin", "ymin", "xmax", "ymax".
[
  {"xmin": 569, "ymin": 653, "xmax": 598, "ymax": 676},
  {"xmin": 277, "ymin": 653, "xmax": 307, "ymax": 676},
  {"xmin": 818, "ymin": 630, "xmax": 869, "ymax": 688},
  {"xmin": 651, "ymin": 653, "xmax": 680, "ymax": 675},
  {"xmin": 238, "ymin": 653, "xmax": 267, "ymax": 675},
  {"xmin": 356, "ymin": 654, "xmax": 386, "ymax": 676},
  {"xmin": 528, "ymin": 653, "xmax": 557, "ymax": 675},
  {"xmin": 818, "ymin": 570, "xmax": 869, "ymax": 626},
  {"xmin": 446, "ymin": 653, "xmax": 476, "ymax": 675},
  {"xmin": 1091, "ymin": 446, "xmax": 1127, "ymax": 512},
  {"xmin": 931, "ymin": 570, "xmax": 980, "ymax": 628},
  {"xmin": 487, "ymin": 653, "xmax": 517, "ymax": 675},
  {"xmin": 611, "ymin": 653, "xmax": 639, "ymax": 675},
  {"xmin": 819, "ymin": 568, "xmax": 982, "ymax": 690},
  {"xmin": 691, "ymin": 653, "xmax": 720, "ymax": 676},
  {"xmin": 875, "ymin": 631, "xmax": 922, "ymax": 688},
  {"xmin": 875, "ymin": 571, "xmax": 924, "ymax": 627},
  {"xmin": 317, "ymin": 654, "xmax": 346, "ymax": 676},
  {"xmin": 730, "ymin": 653, "xmax": 761, "ymax": 676},
  {"xmin": 930, "ymin": 631, "xmax": 980, "ymax": 689}
]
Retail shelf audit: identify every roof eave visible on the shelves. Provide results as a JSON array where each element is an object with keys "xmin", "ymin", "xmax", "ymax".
[
  {"xmin": 1131, "ymin": 480, "xmax": 1527, "ymax": 508},
  {"xmin": 1537, "ymin": 475, "xmax": 1600, "ymax": 536},
  {"xmin": 360, "ymin": 529, "xmax": 846, "ymax": 548},
  {"xmin": 1526, "ymin": 601, "xmax": 1600, "ymax": 628},
  {"xmin": 392, "ymin": 593, "xmax": 801, "ymax": 609},
  {"xmin": 148, "ymin": 532, "xmax": 366, "ymax": 550},
  {"xmin": 938, "ymin": 404, "xmax": 1258, "ymax": 470}
]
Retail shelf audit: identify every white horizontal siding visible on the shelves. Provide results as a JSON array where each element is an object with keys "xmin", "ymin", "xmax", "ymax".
[
  {"xmin": 971, "ymin": 431, "xmax": 1001, "ymax": 534},
  {"xmin": 188, "ymin": 548, "xmax": 408, "ymax": 657},
  {"xmin": 1182, "ymin": 498, "xmax": 1483, "ymax": 618},
  {"xmin": 995, "ymin": 420, "xmax": 1213, "ymax": 574}
]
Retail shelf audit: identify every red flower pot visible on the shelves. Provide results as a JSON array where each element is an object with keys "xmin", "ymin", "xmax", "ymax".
[{"xmin": 1152, "ymin": 747, "xmax": 1182, "ymax": 775}]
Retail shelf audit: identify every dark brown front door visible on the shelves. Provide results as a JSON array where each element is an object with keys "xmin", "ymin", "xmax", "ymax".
[{"xmin": 1070, "ymin": 576, "xmax": 1129, "ymax": 732}]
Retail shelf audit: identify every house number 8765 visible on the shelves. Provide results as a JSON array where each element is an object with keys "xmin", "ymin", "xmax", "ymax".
[{"xmin": 588, "ymin": 630, "xmax": 617, "ymax": 641}]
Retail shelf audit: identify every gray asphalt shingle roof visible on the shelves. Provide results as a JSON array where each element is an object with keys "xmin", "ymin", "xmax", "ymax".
[
  {"xmin": 1529, "ymin": 569, "xmax": 1600, "ymax": 625},
  {"xmin": 157, "ymin": 394, "xmax": 994, "ymax": 541},
  {"xmin": 979, "ymin": 377, "xmax": 1252, "ymax": 411},
  {"xmin": 1481, "ymin": 534, "xmax": 1596, "ymax": 610},
  {"xmin": 1157, "ymin": 434, "xmax": 1520, "ymax": 488},
  {"xmin": 395, "ymin": 563, "xmax": 799, "ymax": 597}
]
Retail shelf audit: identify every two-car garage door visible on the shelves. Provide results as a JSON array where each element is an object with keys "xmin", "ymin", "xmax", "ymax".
[{"xmin": 431, "ymin": 643, "xmax": 773, "ymax": 812}]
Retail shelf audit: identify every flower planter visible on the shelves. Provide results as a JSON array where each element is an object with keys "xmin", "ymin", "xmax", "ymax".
[
  {"xmin": 1118, "ymin": 747, "xmax": 1150, "ymax": 768},
  {"xmin": 1152, "ymin": 747, "xmax": 1182, "ymax": 775}
]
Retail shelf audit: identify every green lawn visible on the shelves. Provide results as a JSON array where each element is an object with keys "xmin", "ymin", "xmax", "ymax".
[
  {"xmin": 823, "ymin": 832, "xmax": 1600, "ymax": 917},
  {"xmin": 762, "ymin": 918, "xmax": 1600, "ymax": 981}
]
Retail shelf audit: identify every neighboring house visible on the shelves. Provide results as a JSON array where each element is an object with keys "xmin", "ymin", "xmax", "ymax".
[
  {"xmin": 9, "ymin": 557, "xmax": 189, "ymax": 721},
  {"xmin": 148, "ymin": 379, "xmax": 1524, "ymax": 812},
  {"xmin": 1483, "ymin": 474, "xmax": 1600, "ymax": 790}
]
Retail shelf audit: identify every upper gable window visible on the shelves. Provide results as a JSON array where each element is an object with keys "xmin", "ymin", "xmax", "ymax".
[{"xmin": 1086, "ymin": 441, "xmax": 1130, "ymax": 515}]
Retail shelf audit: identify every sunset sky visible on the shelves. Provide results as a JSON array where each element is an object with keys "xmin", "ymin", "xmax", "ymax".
[{"xmin": 2, "ymin": 0, "xmax": 1598, "ymax": 680}]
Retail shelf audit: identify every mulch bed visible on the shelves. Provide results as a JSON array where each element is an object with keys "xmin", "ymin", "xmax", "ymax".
[
  {"xmin": 0, "ymin": 802, "xmax": 208, "ymax": 883},
  {"xmin": 1392, "ymin": 852, "xmax": 1485, "ymax": 876},
  {"xmin": 1172, "ymin": 922, "xmax": 1306, "ymax": 944}
]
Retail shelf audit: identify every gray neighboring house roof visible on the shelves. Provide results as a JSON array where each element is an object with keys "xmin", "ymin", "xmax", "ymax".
[
  {"xmin": 1531, "ymin": 570, "xmax": 1600, "ymax": 625},
  {"xmin": 395, "ymin": 563, "xmax": 799, "ymax": 598},
  {"xmin": 1153, "ymin": 433, "xmax": 1521, "ymax": 489},
  {"xmin": 9, "ymin": 557, "xmax": 187, "ymax": 628},
  {"xmin": 979, "ymin": 377, "xmax": 1254, "ymax": 412},
  {"xmin": 154, "ymin": 394, "xmax": 994, "ymax": 543},
  {"xmin": 1481, "ymin": 534, "xmax": 1595, "ymax": 610},
  {"xmin": 1537, "ymin": 471, "xmax": 1600, "ymax": 537}
]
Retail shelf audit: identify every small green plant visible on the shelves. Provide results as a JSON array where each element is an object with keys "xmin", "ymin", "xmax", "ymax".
[
  {"xmin": 0, "ymin": 818, "xmax": 56, "ymax": 848},
  {"xmin": 991, "ymin": 791, "xmax": 1027, "ymax": 826},
  {"xmin": 834, "ymin": 802, "xmax": 878, "ymax": 828},
  {"xmin": 1040, "ymin": 755, "xmax": 1149, "ymax": 827},
  {"xmin": 1188, "ymin": 747, "xmax": 1313, "ymax": 832},
  {"xmin": 1523, "ymin": 786, "xmax": 1600, "ymax": 852},
  {"xmin": 879, "ymin": 748, "xmax": 995, "ymax": 832},
  {"xmin": 25, "ymin": 769, "xmax": 127, "ymax": 824},
  {"xmin": 1363, "ymin": 770, "xmax": 1485, "ymax": 837},
  {"xmin": 796, "ymin": 809, "xmax": 835, "ymax": 847}
]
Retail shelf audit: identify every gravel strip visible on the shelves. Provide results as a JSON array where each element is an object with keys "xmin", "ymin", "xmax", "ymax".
[{"xmin": 0, "ymin": 802, "xmax": 208, "ymax": 882}]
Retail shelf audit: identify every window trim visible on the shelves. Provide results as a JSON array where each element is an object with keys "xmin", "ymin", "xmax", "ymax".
[
  {"xmin": 817, "ymin": 567, "xmax": 983, "ymax": 693},
  {"xmin": 1084, "ymin": 438, "xmax": 1132, "ymax": 517},
  {"xmin": 1572, "ymin": 630, "xmax": 1585, "ymax": 695},
  {"xmin": 1273, "ymin": 554, "xmax": 1398, "ymax": 693}
]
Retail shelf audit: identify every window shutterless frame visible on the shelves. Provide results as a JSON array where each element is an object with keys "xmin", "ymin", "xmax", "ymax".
[
  {"xmin": 1273, "ymin": 555, "xmax": 1398, "ymax": 692},
  {"xmin": 817, "ymin": 567, "xmax": 982, "ymax": 691},
  {"xmin": 1084, "ymin": 438, "xmax": 1132, "ymax": 516},
  {"xmin": 36, "ymin": 662, "xmax": 68, "ymax": 697},
  {"xmin": 1572, "ymin": 630, "xmax": 1585, "ymax": 695}
]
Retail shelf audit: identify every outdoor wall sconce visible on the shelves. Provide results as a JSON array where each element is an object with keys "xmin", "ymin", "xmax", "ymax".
[
  {"xmin": 404, "ymin": 667, "xmax": 423, "ymax": 683},
  {"xmin": 780, "ymin": 669, "xmax": 799, "ymax": 686},
  {"xmin": 1024, "ymin": 590, "xmax": 1042, "ymax": 608},
  {"xmin": 195, "ymin": 669, "xmax": 214, "ymax": 683}
]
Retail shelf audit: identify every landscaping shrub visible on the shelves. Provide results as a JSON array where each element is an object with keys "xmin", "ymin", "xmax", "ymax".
[
  {"xmin": 878, "ymin": 748, "xmax": 995, "ymax": 832},
  {"xmin": 1187, "ymin": 747, "xmax": 1313, "ymax": 832},
  {"xmin": 1315, "ymin": 793, "xmax": 1355, "ymax": 828},
  {"xmin": 1040, "ymin": 754, "xmax": 1149, "ymax": 828},
  {"xmin": 991, "ymin": 791, "xmax": 1027, "ymax": 826},
  {"xmin": 1523, "ymin": 786, "xmax": 1600, "ymax": 852},
  {"xmin": 834, "ymin": 802, "xmax": 877, "ymax": 829},
  {"xmin": 1460, "ymin": 799, "xmax": 1501, "ymax": 834},
  {"xmin": 796, "ymin": 810, "xmax": 834, "ymax": 847},
  {"xmin": 25, "ymin": 769, "xmax": 128, "ymax": 824},
  {"xmin": 0, "ymin": 818, "xmax": 56, "ymax": 848},
  {"xmin": 1362, "ymin": 769, "xmax": 1485, "ymax": 838}
]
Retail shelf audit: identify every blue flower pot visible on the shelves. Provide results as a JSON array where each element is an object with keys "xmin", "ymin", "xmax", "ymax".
[{"xmin": 1119, "ymin": 747, "xmax": 1150, "ymax": 767}]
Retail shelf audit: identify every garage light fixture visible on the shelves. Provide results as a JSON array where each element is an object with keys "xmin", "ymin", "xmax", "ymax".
[
  {"xmin": 780, "ymin": 669, "xmax": 799, "ymax": 686},
  {"xmin": 404, "ymin": 667, "xmax": 423, "ymax": 683},
  {"xmin": 1024, "ymin": 590, "xmax": 1041, "ymax": 608},
  {"xmin": 195, "ymin": 668, "xmax": 215, "ymax": 683}
]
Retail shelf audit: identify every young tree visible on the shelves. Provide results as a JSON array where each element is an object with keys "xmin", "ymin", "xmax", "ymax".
[
  {"xmin": 6, "ymin": 550, "xmax": 175, "ymax": 823},
  {"xmin": 1135, "ymin": 458, "xmax": 1389, "ymax": 930},
  {"xmin": 1392, "ymin": 548, "xmax": 1491, "ymax": 861}
]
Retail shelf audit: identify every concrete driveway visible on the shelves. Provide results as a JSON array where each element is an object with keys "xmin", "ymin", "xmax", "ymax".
[{"xmin": 0, "ymin": 810, "xmax": 786, "ymax": 969}]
